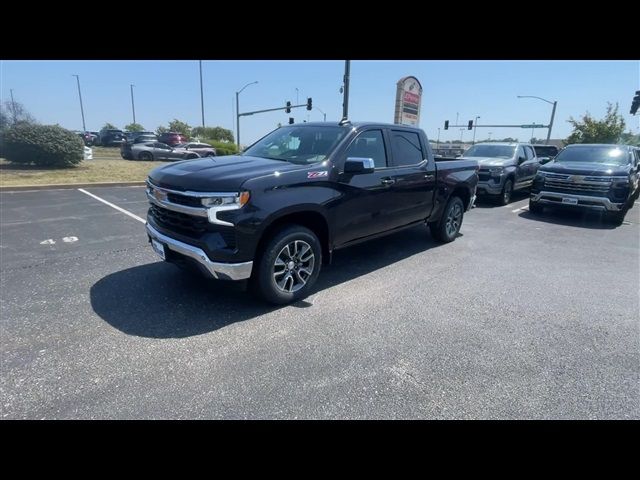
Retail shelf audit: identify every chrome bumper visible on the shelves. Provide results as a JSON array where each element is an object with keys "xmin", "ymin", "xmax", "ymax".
[
  {"xmin": 530, "ymin": 191, "xmax": 625, "ymax": 212},
  {"xmin": 146, "ymin": 223, "xmax": 253, "ymax": 281}
]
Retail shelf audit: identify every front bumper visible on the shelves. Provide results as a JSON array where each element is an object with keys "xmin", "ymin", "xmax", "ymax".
[
  {"xmin": 146, "ymin": 223, "xmax": 253, "ymax": 281},
  {"xmin": 530, "ymin": 191, "xmax": 625, "ymax": 212},
  {"xmin": 476, "ymin": 178, "xmax": 504, "ymax": 195}
]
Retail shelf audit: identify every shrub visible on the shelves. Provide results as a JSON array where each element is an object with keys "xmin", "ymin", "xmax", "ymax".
[
  {"xmin": 2, "ymin": 123, "xmax": 84, "ymax": 167},
  {"xmin": 201, "ymin": 139, "xmax": 239, "ymax": 156}
]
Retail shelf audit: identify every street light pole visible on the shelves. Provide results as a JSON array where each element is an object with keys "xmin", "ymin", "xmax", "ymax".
[
  {"xmin": 235, "ymin": 81, "xmax": 258, "ymax": 150},
  {"xmin": 437, "ymin": 127, "xmax": 441, "ymax": 149},
  {"xmin": 517, "ymin": 95, "xmax": 557, "ymax": 144},
  {"xmin": 72, "ymin": 74, "xmax": 86, "ymax": 132},
  {"xmin": 130, "ymin": 84, "xmax": 136, "ymax": 125},
  {"xmin": 472, "ymin": 115, "xmax": 480, "ymax": 144},
  {"xmin": 342, "ymin": 60, "xmax": 350, "ymax": 120},
  {"xmin": 315, "ymin": 106, "xmax": 327, "ymax": 122},
  {"xmin": 459, "ymin": 128, "xmax": 464, "ymax": 142},
  {"xmin": 199, "ymin": 60, "xmax": 205, "ymax": 128}
]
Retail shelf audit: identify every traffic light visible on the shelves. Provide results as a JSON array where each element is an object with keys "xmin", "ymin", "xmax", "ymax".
[
  {"xmin": 444, "ymin": 120, "xmax": 449, "ymax": 130},
  {"xmin": 306, "ymin": 98, "xmax": 312, "ymax": 111},
  {"xmin": 289, "ymin": 117, "xmax": 294, "ymax": 124},
  {"xmin": 285, "ymin": 101, "xmax": 291, "ymax": 114},
  {"xmin": 468, "ymin": 120, "xmax": 473, "ymax": 130},
  {"xmin": 631, "ymin": 90, "xmax": 640, "ymax": 115}
]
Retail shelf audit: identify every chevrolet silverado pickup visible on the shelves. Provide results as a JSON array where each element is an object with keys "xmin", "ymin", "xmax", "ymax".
[
  {"xmin": 460, "ymin": 142, "xmax": 540, "ymax": 205},
  {"xmin": 145, "ymin": 121, "xmax": 479, "ymax": 304},
  {"xmin": 530, "ymin": 144, "xmax": 640, "ymax": 225}
]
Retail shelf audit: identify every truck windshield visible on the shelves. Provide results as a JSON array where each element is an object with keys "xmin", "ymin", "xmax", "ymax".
[
  {"xmin": 243, "ymin": 126, "xmax": 348, "ymax": 164},
  {"xmin": 553, "ymin": 146, "xmax": 629, "ymax": 166},
  {"xmin": 464, "ymin": 145, "xmax": 516, "ymax": 159}
]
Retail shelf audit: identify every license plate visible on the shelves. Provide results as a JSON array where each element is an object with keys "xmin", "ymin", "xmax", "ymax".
[
  {"xmin": 151, "ymin": 239, "xmax": 166, "ymax": 260},
  {"xmin": 562, "ymin": 197, "xmax": 578, "ymax": 205}
]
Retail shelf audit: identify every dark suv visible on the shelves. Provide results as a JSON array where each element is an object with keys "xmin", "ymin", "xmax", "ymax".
[
  {"xmin": 158, "ymin": 132, "xmax": 188, "ymax": 146},
  {"xmin": 99, "ymin": 129, "xmax": 126, "ymax": 147}
]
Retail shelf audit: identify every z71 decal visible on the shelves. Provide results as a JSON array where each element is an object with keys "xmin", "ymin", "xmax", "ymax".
[{"xmin": 307, "ymin": 171, "xmax": 328, "ymax": 179}]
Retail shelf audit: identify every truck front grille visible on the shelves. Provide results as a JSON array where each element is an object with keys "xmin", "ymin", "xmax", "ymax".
[{"xmin": 148, "ymin": 204, "xmax": 236, "ymax": 247}]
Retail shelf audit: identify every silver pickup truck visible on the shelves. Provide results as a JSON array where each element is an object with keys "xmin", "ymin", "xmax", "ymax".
[{"xmin": 459, "ymin": 142, "xmax": 540, "ymax": 205}]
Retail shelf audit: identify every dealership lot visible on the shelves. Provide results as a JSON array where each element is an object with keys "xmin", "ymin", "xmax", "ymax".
[{"xmin": 1, "ymin": 186, "xmax": 638, "ymax": 419}]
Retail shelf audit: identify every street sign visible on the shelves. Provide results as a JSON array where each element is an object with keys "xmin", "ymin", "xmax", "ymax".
[{"xmin": 521, "ymin": 124, "xmax": 547, "ymax": 128}]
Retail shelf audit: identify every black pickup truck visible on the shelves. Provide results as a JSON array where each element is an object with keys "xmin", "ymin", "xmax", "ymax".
[{"xmin": 145, "ymin": 121, "xmax": 478, "ymax": 303}]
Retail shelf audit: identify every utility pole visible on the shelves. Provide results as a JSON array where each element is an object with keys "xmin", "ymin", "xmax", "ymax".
[
  {"xmin": 199, "ymin": 60, "xmax": 205, "ymax": 128},
  {"xmin": 459, "ymin": 128, "xmax": 464, "ymax": 142},
  {"xmin": 472, "ymin": 115, "xmax": 480, "ymax": 145},
  {"xmin": 437, "ymin": 127, "xmax": 441, "ymax": 149},
  {"xmin": 72, "ymin": 74, "xmax": 86, "ymax": 132},
  {"xmin": 9, "ymin": 89, "xmax": 17, "ymax": 123},
  {"xmin": 130, "ymin": 84, "xmax": 136, "ymax": 125},
  {"xmin": 342, "ymin": 60, "xmax": 351, "ymax": 120},
  {"xmin": 546, "ymin": 101, "xmax": 557, "ymax": 144}
]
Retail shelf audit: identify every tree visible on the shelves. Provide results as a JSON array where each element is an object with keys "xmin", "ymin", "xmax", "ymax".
[
  {"xmin": 155, "ymin": 125, "xmax": 169, "ymax": 135},
  {"xmin": 124, "ymin": 123, "xmax": 145, "ymax": 132},
  {"xmin": 102, "ymin": 122, "xmax": 118, "ymax": 130},
  {"xmin": 0, "ymin": 100, "xmax": 36, "ymax": 129},
  {"xmin": 191, "ymin": 126, "xmax": 234, "ymax": 143},
  {"xmin": 619, "ymin": 131, "xmax": 640, "ymax": 146},
  {"xmin": 167, "ymin": 119, "xmax": 192, "ymax": 136},
  {"xmin": 566, "ymin": 102, "xmax": 626, "ymax": 144}
]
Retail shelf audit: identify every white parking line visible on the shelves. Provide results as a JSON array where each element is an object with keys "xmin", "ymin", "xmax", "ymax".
[
  {"xmin": 78, "ymin": 188, "xmax": 146, "ymax": 224},
  {"xmin": 511, "ymin": 206, "xmax": 529, "ymax": 213}
]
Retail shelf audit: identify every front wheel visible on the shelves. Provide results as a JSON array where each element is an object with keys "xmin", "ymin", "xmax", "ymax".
[
  {"xmin": 138, "ymin": 151, "xmax": 153, "ymax": 161},
  {"xmin": 429, "ymin": 196, "xmax": 464, "ymax": 243},
  {"xmin": 497, "ymin": 178, "xmax": 513, "ymax": 205},
  {"xmin": 254, "ymin": 225, "xmax": 322, "ymax": 304}
]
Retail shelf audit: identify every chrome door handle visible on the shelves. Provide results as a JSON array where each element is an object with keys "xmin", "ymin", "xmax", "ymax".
[
  {"xmin": 381, "ymin": 178, "xmax": 396, "ymax": 186},
  {"xmin": 424, "ymin": 174, "xmax": 435, "ymax": 180}
]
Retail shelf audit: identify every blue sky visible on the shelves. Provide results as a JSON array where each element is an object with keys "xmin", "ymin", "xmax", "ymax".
[{"xmin": 2, "ymin": 60, "xmax": 638, "ymax": 145}]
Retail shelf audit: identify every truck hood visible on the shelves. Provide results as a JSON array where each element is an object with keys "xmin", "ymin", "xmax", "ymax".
[
  {"xmin": 148, "ymin": 155, "xmax": 306, "ymax": 192},
  {"xmin": 540, "ymin": 161, "xmax": 630, "ymax": 176},
  {"xmin": 461, "ymin": 156, "xmax": 515, "ymax": 167}
]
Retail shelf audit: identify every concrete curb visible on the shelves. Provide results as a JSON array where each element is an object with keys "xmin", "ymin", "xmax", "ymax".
[{"xmin": 0, "ymin": 181, "xmax": 147, "ymax": 192}]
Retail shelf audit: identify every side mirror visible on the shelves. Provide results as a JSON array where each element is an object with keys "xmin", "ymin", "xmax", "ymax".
[
  {"xmin": 518, "ymin": 156, "xmax": 526, "ymax": 164},
  {"xmin": 539, "ymin": 157, "xmax": 552, "ymax": 165},
  {"xmin": 344, "ymin": 157, "xmax": 375, "ymax": 174}
]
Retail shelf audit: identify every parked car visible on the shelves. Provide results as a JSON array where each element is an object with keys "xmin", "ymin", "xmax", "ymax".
[
  {"xmin": 98, "ymin": 128, "xmax": 126, "ymax": 147},
  {"xmin": 530, "ymin": 144, "xmax": 640, "ymax": 225},
  {"xmin": 128, "ymin": 142, "xmax": 201, "ymax": 161},
  {"xmin": 532, "ymin": 144, "xmax": 559, "ymax": 164},
  {"xmin": 145, "ymin": 121, "xmax": 479, "ymax": 304},
  {"xmin": 460, "ymin": 142, "xmax": 540, "ymax": 205},
  {"xmin": 177, "ymin": 142, "xmax": 217, "ymax": 157},
  {"xmin": 76, "ymin": 131, "xmax": 97, "ymax": 146},
  {"xmin": 121, "ymin": 135, "xmax": 159, "ymax": 159},
  {"xmin": 124, "ymin": 131, "xmax": 156, "ymax": 143},
  {"xmin": 158, "ymin": 132, "xmax": 189, "ymax": 146}
]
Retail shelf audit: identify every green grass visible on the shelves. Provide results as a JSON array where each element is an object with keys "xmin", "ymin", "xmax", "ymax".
[{"xmin": 0, "ymin": 146, "xmax": 169, "ymax": 186}]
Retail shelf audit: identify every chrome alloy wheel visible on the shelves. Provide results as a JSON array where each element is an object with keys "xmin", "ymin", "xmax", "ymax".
[
  {"xmin": 445, "ymin": 202, "xmax": 463, "ymax": 238},
  {"xmin": 273, "ymin": 240, "xmax": 315, "ymax": 293}
]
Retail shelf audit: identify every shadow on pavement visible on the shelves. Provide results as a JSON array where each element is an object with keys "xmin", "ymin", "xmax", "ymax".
[
  {"xmin": 473, "ymin": 190, "xmax": 529, "ymax": 208},
  {"xmin": 90, "ymin": 225, "xmax": 443, "ymax": 338},
  {"xmin": 517, "ymin": 208, "xmax": 621, "ymax": 230}
]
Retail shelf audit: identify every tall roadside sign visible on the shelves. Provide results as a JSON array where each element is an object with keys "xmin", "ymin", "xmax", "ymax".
[{"xmin": 394, "ymin": 76, "xmax": 423, "ymax": 126}]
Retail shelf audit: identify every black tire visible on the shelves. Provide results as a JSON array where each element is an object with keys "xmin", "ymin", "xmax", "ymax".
[
  {"xmin": 253, "ymin": 225, "xmax": 322, "ymax": 305},
  {"xmin": 497, "ymin": 178, "xmax": 513, "ymax": 205},
  {"xmin": 429, "ymin": 196, "xmax": 464, "ymax": 243},
  {"xmin": 138, "ymin": 151, "xmax": 153, "ymax": 161},
  {"xmin": 528, "ymin": 198, "xmax": 544, "ymax": 214}
]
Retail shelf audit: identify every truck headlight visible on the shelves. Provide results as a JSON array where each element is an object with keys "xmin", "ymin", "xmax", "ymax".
[
  {"xmin": 489, "ymin": 167, "xmax": 504, "ymax": 177},
  {"xmin": 201, "ymin": 191, "xmax": 250, "ymax": 208},
  {"xmin": 202, "ymin": 191, "xmax": 250, "ymax": 226}
]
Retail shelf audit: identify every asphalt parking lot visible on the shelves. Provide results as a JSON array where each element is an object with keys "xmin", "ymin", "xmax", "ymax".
[{"xmin": 1, "ymin": 186, "xmax": 638, "ymax": 419}]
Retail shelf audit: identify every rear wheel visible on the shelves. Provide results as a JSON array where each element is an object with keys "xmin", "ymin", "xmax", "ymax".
[
  {"xmin": 138, "ymin": 151, "xmax": 153, "ymax": 161},
  {"xmin": 253, "ymin": 225, "xmax": 322, "ymax": 304},
  {"xmin": 429, "ymin": 196, "xmax": 464, "ymax": 243}
]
